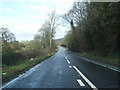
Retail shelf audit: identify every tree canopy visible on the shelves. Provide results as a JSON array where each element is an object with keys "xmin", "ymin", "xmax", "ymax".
[{"xmin": 62, "ymin": 2, "xmax": 119, "ymax": 55}]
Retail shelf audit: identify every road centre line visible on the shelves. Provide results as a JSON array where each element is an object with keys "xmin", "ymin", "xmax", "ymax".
[
  {"xmin": 65, "ymin": 57, "xmax": 67, "ymax": 60},
  {"xmin": 73, "ymin": 66, "xmax": 98, "ymax": 90},
  {"xmin": 77, "ymin": 79, "xmax": 85, "ymax": 86},
  {"xmin": 69, "ymin": 66, "xmax": 72, "ymax": 68},
  {"xmin": 64, "ymin": 57, "xmax": 71, "ymax": 64},
  {"xmin": 67, "ymin": 60, "xmax": 70, "ymax": 64}
]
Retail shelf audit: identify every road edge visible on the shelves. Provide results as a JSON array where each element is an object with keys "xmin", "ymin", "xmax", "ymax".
[
  {"xmin": 2, "ymin": 50, "xmax": 58, "ymax": 88},
  {"xmin": 67, "ymin": 49, "xmax": 120, "ymax": 73}
]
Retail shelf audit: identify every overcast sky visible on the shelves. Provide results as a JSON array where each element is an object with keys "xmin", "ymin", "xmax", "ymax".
[{"xmin": 0, "ymin": 0, "xmax": 75, "ymax": 41}]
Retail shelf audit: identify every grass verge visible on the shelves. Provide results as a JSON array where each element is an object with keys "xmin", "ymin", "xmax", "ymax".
[
  {"xmin": 2, "ymin": 52, "xmax": 56, "ymax": 84},
  {"xmin": 70, "ymin": 51, "xmax": 119, "ymax": 67}
]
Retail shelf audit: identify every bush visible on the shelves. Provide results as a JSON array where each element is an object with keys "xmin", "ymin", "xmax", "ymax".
[
  {"xmin": 2, "ymin": 52, "xmax": 23, "ymax": 66},
  {"xmin": 60, "ymin": 44, "xmax": 66, "ymax": 48}
]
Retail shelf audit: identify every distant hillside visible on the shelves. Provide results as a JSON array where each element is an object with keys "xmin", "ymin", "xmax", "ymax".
[{"xmin": 55, "ymin": 38, "xmax": 64, "ymax": 45}]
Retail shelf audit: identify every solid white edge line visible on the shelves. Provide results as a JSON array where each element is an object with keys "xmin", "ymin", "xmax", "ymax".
[
  {"xmin": 67, "ymin": 60, "xmax": 70, "ymax": 64},
  {"xmin": 1, "ymin": 74, "xmax": 22, "ymax": 89},
  {"xmin": 81, "ymin": 57, "xmax": 120, "ymax": 72},
  {"xmin": 77, "ymin": 79, "xmax": 85, "ymax": 86},
  {"xmin": 108, "ymin": 67, "xmax": 120, "ymax": 72},
  {"xmin": 73, "ymin": 66, "xmax": 98, "ymax": 90}
]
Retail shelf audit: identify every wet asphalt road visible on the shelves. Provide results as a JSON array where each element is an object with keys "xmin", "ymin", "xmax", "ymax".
[{"xmin": 2, "ymin": 47, "xmax": 119, "ymax": 89}]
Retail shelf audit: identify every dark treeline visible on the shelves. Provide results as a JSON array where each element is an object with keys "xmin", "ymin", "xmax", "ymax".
[{"xmin": 62, "ymin": 2, "xmax": 119, "ymax": 56}]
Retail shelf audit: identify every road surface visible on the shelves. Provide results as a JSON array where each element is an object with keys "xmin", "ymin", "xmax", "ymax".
[{"xmin": 2, "ymin": 47, "xmax": 119, "ymax": 89}]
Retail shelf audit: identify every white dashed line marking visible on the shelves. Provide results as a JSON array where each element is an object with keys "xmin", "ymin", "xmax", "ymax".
[
  {"xmin": 67, "ymin": 60, "xmax": 70, "ymax": 64},
  {"xmin": 73, "ymin": 66, "xmax": 98, "ymax": 90},
  {"xmin": 77, "ymin": 79, "xmax": 85, "ymax": 86},
  {"xmin": 65, "ymin": 57, "xmax": 67, "ymax": 60},
  {"xmin": 69, "ymin": 66, "xmax": 72, "ymax": 68}
]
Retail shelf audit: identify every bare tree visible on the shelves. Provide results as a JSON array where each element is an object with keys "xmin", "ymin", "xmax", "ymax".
[
  {"xmin": 62, "ymin": 13, "xmax": 73, "ymax": 24},
  {"xmin": 0, "ymin": 28, "xmax": 16, "ymax": 42},
  {"xmin": 47, "ymin": 10, "xmax": 60, "ymax": 47},
  {"xmin": 34, "ymin": 23, "xmax": 50, "ymax": 48},
  {"xmin": 34, "ymin": 11, "xmax": 59, "ymax": 48},
  {"xmin": 62, "ymin": 2, "xmax": 87, "ymax": 28}
]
